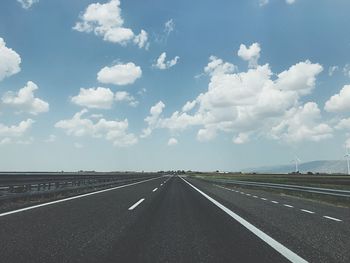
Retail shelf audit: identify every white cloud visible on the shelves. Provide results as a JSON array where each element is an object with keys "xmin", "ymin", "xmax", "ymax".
[
  {"xmin": 71, "ymin": 88, "xmax": 138, "ymax": 109},
  {"xmin": 167, "ymin": 137, "xmax": 178, "ymax": 146},
  {"xmin": 0, "ymin": 119, "xmax": 34, "ymax": 138},
  {"xmin": 275, "ymin": 60, "xmax": 323, "ymax": 95},
  {"xmin": 73, "ymin": 0, "xmax": 149, "ymax": 48},
  {"xmin": 2, "ymin": 81, "xmax": 49, "ymax": 115},
  {"xmin": 259, "ymin": 0, "xmax": 269, "ymax": 7},
  {"xmin": 271, "ymin": 102, "xmax": 332, "ymax": 143},
  {"xmin": 141, "ymin": 101, "xmax": 165, "ymax": 138},
  {"xmin": 44, "ymin": 134, "xmax": 56, "ymax": 143},
  {"xmin": 182, "ymin": 100, "xmax": 197, "ymax": 112},
  {"xmin": 71, "ymin": 87, "xmax": 114, "ymax": 109},
  {"xmin": 133, "ymin": 30, "xmax": 149, "ymax": 49},
  {"xmin": 55, "ymin": 109, "xmax": 137, "ymax": 147},
  {"xmin": 237, "ymin": 43, "xmax": 261, "ymax": 68},
  {"xmin": 97, "ymin": 62, "xmax": 142, "ymax": 85},
  {"xmin": 0, "ymin": 38, "xmax": 21, "ymax": 81},
  {"xmin": 164, "ymin": 19, "xmax": 175, "ymax": 35},
  {"xmin": 343, "ymin": 64, "xmax": 350, "ymax": 78},
  {"xmin": 233, "ymin": 133, "xmax": 249, "ymax": 144},
  {"xmin": 204, "ymin": 56, "xmax": 237, "ymax": 76},
  {"xmin": 115, "ymin": 91, "xmax": 138, "ymax": 107},
  {"xmin": 325, "ymin": 85, "xmax": 350, "ymax": 113},
  {"xmin": 143, "ymin": 44, "xmax": 327, "ymax": 144},
  {"xmin": 260, "ymin": 0, "xmax": 295, "ymax": 6},
  {"xmin": 153, "ymin": 52, "xmax": 180, "ymax": 70},
  {"xmin": 328, "ymin": 65, "xmax": 339, "ymax": 76},
  {"xmin": 335, "ymin": 118, "xmax": 350, "ymax": 130},
  {"xmin": 197, "ymin": 128, "xmax": 217, "ymax": 142},
  {"xmin": 17, "ymin": 0, "xmax": 39, "ymax": 9}
]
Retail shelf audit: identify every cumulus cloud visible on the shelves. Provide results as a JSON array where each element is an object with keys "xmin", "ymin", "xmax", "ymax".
[
  {"xmin": 233, "ymin": 133, "xmax": 249, "ymax": 144},
  {"xmin": 115, "ymin": 91, "xmax": 138, "ymax": 107},
  {"xmin": 133, "ymin": 30, "xmax": 149, "ymax": 49},
  {"xmin": 73, "ymin": 0, "xmax": 149, "ymax": 48},
  {"xmin": 17, "ymin": 0, "xmax": 39, "ymax": 9},
  {"xmin": 0, "ymin": 38, "xmax": 21, "ymax": 81},
  {"xmin": 0, "ymin": 119, "xmax": 34, "ymax": 137},
  {"xmin": 153, "ymin": 52, "xmax": 179, "ymax": 70},
  {"xmin": 0, "ymin": 119, "xmax": 34, "ymax": 146},
  {"xmin": 55, "ymin": 109, "xmax": 137, "ymax": 147},
  {"xmin": 335, "ymin": 118, "xmax": 350, "ymax": 130},
  {"xmin": 325, "ymin": 85, "xmax": 350, "ymax": 113},
  {"xmin": 2, "ymin": 81, "xmax": 49, "ymax": 115},
  {"xmin": 141, "ymin": 101, "xmax": 165, "ymax": 138},
  {"xmin": 142, "ymin": 43, "xmax": 328, "ymax": 144},
  {"xmin": 71, "ymin": 87, "xmax": 114, "ymax": 109},
  {"xmin": 182, "ymin": 100, "xmax": 197, "ymax": 112},
  {"xmin": 167, "ymin": 137, "xmax": 178, "ymax": 146},
  {"xmin": 271, "ymin": 102, "xmax": 332, "ymax": 143},
  {"xmin": 237, "ymin": 43, "xmax": 261, "ymax": 68},
  {"xmin": 97, "ymin": 62, "xmax": 142, "ymax": 85},
  {"xmin": 275, "ymin": 60, "xmax": 323, "ymax": 95}
]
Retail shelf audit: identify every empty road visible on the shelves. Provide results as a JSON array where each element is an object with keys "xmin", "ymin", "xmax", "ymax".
[{"xmin": 0, "ymin": 175, "xmax": 348, "ymax": 262}]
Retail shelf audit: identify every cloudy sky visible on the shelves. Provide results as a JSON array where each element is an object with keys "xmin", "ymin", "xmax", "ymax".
[{"xmin": 0, "ymin": 0, "xmax": 350, "ymax": 171}]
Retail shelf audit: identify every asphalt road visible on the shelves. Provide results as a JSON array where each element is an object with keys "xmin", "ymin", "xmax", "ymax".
[{"xmin": 0, "ymin": 175, "xmax": 348, "ymax": 262}]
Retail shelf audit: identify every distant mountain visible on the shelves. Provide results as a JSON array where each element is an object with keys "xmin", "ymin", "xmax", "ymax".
[{"xmin": 242, "ymin": 160, "xmax": 349, "ymax": 174}]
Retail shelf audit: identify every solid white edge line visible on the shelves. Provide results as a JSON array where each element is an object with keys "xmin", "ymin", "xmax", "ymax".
[
  {"xmin": 323, "ymin": 216, "xmax": 342, "ymax": 222},
  {"xmin": 152, "ymin": 188, "xmax": 158, "ymax": 192},
  {"xmin": 128, "ymin": 198, "xmax": 145, "ymax": 210},
  {"xmin": 179, "ymin": 176, "xmax": 308, "ymax": 263},
  {"xmin": 0, "ymin": 176, "xmax": 164, "ymax": 218}
]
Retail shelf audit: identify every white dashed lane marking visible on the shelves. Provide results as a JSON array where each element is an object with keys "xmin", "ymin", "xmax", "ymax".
[
  {"xmin": 323, "ymin": 216, "xmax": 342, "ymax": 222},
  {"xmin": 215, "ymin": 184, "xmax": 343, "ymax": 223},
  {"xmin": 128, "ymin": 198, "xmax": 145, "ymax": 211},
  {"xmin": 152, "ymin": 188, "xmax": 158, "ymax": 192}
]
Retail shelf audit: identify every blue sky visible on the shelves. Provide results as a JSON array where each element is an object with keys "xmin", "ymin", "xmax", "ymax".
[{"xmin": 1, "ymin": 0, "xmax": 350, "ymax": 171}]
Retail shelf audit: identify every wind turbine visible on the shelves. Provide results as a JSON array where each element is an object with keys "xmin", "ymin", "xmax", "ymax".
[
  {"xmin": 292, "ymin": 156, "xmax": 301, "ymax": 173},
  {"xmin": 345, "ymin": 149, "xmax": 350, "ymax": 175}
]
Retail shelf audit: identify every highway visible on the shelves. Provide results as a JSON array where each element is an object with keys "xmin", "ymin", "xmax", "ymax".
[{"xmin": 0, "ymin": 175, "xmax": 349, "ymax": 262}]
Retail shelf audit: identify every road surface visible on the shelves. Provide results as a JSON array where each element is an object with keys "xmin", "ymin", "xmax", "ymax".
[{"xmin": 0, "ymin": 175, "xmax": 348, "ymax": 262}]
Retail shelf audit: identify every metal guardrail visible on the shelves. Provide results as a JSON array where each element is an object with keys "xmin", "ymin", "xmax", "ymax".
[
  {"xmin": 198, "ymin": 177, "xmax": 350, "ymax": 198},
  {"xmin": 0, "ymin": 173, "xmax": 161, "ymax": 200}
]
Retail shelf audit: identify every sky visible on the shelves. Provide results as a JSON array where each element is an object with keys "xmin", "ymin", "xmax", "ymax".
[{"xmin": 1, "ymin": 0, "xmax": 350, "ymax": 171}]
